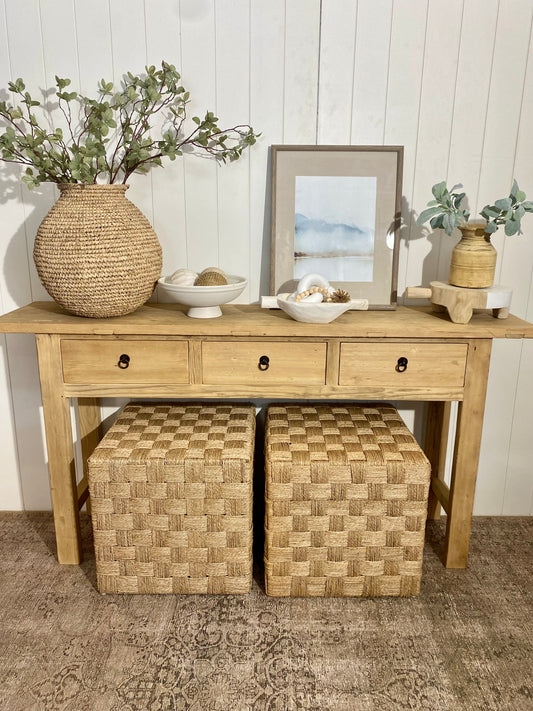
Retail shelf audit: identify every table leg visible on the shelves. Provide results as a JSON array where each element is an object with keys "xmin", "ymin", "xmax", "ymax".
[
  {"xmin": 35, "ymin": 334, "xmax": 82, "ymax": 564},
  {"xmin": 444, "ymin": 339, "xmax": 492, "ymax": 568},
  {"xmin": 425, "ymin": 401, "xmax": 452, "ymax": 519},
  {"xmin": 77, "ymin": 398, "xmax": 103, "ymax": 514}
]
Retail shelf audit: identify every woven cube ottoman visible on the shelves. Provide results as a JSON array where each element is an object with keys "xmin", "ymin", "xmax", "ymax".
[
  {"xmin": 264, "ymin": 404, "xmax": 431, "ymax": 597},
  {"xmin": 88, "ymin": 403, "xmax": 255, "ymax": 594}
]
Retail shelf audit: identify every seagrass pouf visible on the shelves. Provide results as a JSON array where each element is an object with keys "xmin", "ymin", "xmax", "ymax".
[
  {"xmin": 264, "ymin": 404, "xmax": 431, "ymax": 597},
  {"xmin": 87, "ymin": 403, "xmax": 255, "ymax": 594}
]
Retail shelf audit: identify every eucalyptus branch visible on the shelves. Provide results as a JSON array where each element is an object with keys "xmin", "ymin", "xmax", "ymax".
[
  {"xmin": 0, "ymin": 61, "xmax": 259, "ymax": 189},
  {"xmin": 417, "ymin": 180, "xmax": 533, "ymax": 237}
]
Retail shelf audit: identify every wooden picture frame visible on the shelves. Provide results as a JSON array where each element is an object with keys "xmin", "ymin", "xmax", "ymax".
[{"xmin": 270, "ymin": 145, "xmax": 403, "ymax": 309}]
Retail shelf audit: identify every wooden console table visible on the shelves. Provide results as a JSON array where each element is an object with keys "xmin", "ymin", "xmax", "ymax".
[{"xmin": 1, "ymin": 301, "xmax": 532, "ymax": 568}]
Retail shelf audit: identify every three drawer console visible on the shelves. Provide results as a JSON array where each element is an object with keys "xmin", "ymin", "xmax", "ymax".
[{"xmin": 0, "ymin": 301, "xmax": 532, "ymax": 568}]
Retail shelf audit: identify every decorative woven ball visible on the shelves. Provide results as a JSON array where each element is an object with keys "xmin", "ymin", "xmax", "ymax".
[
  {"xmin": 168, "ymin": 268, "xmax": 198, "ymax": 286},
  {"xmin": 194, "ymin": 267, "xmax": 228, "ymax": 286}
]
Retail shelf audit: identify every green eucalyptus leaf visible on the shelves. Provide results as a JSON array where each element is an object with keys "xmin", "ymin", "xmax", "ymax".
[
  {"xmin": 417, "ymin": 206, "xmax": 443, "ymax": 225},
  {"xmin": 431, "ymin": 181, "xmax": 448, "ymax": 201},
  {"xmin": 494, "ymin": 197, "xmax": 512, "ymax": 211},
  {"xmin": 442, "ymin": 213, "xmax": 455, "ymax": 236},
  {"xmin": 481, "ymin": 205, "xmax": 501, "ymax": 218},
  {"xmin": 505, "ymin": 219, "xmax": 520, "ymax": 236}
]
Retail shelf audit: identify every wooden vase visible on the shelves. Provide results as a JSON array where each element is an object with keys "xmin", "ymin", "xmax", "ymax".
[
  {"xmin": 33, "ymin": 184, "xmax": 162, "ymax": 318},
  {"xmin": 449, "ymin": 222, "xmax": 496, "ymax": 288}
]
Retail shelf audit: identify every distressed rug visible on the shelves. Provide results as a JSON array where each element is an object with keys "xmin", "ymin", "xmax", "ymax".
[{"xmin": 0, "ymin": 513, "xmax": 531, "ymax": 710}]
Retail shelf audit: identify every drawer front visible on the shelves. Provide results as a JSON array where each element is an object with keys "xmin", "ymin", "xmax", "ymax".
[
  {"xmin": 61, "ymin": 339, "xmax": 189, "ymax": 384},
  {"xmin": 339, "ymin": 343, "xmax": 468, "ymax": 388},
  {"xmin": 202, "ymin": 341, "xmax": 327, "ymax": 385}
]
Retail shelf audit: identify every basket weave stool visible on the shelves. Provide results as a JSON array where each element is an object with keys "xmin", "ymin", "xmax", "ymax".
[
  {"xmin": 264, "ymin": 404, "xmax": 431, "ymax": 597},
  {"xmin": 88, "ymin": 403, "xmax": 255, "ymax": 594}
]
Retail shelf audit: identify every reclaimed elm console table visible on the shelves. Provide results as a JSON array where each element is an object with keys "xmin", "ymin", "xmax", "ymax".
[{"xmin": 1, "ymin": 301, "xmax": 532, "ymax": 568}]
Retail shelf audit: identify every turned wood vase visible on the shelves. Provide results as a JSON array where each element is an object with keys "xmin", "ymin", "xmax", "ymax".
[{"xmin": 449, "ymin": 222, "xmax": 496, "ymax": 288}]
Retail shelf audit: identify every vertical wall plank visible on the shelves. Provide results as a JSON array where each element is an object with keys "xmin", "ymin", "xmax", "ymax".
[
  {"xmin": 283, "ymin": 0, "xmax": 321, "ymax": 143},
  {"xmin": 108, "ymin": 0, "xmax": 153, "ymax": 223},
  {"xmin": 215, "ymin": 0, "xmax": 251, "ymax": 302},
  {"xmin": 404, "ymin": 0, "xmax": 463, "ymax": 292},
  {"xmin": 474, "ymin": 339, "xmax": 521, "ymax": 514},
  {"xmin": 73, "ymin": 0, "xmax": 113, "ymax": 93},
  {"xmin": 477, "ymin": 0, "xmax": 533, "ymax": 285},
  {"xmin": 501, "ymin": 25, "xmax": 533, "ymax": 514},
  {"xmin": 249, "ymin": 0, "xmax": 285, "ymax": 300},
  {"xmin": 503, "ymin": 340, "xmax": 533, "ymax": 514},
  {"xmin": 5, "ymin": 0, "xmax": 52, "ymax": 302},
  {"xmin": 437, "ymin": 0, "xmax": 500, "ymax": 281},
  {"xmin": 144, "ymin": 1, "xmax": 187, "ymax": 276},
  {"xmin": 1, "ymin": 0, "xmax": 53, "ymax": 509},
  {"xmin": 351, "ymin": 0, "xmax": 393, "ymax": 145},
  {"xmin": 179, "ymin": 0, "xmax": 218, "ymax": 272},
  {"xmin": 498, "ymin": 17, "xmax": 533, "ymax": 321},
  {"xmin": 383, "ymin": 0, "xmax": 428, "ymax": 298},
  {"xmin": 0, "ymin": 2, "xmax": 23, "ymax": 511},
  {"xmin": 471, "ymin": 0, "xmax": 533, "ymax": 514},
  {"xmin": 317, "ymin": 0, "xmax": 357, "ymax": 144}
]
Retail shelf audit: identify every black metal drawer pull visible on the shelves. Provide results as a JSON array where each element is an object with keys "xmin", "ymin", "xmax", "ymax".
[
  {"xmin": 258, "ymin": 355, "xmax": 270, "ymax": 371},
  {"xmin": 118, "ymin": 354, "xmax": 130, "ymax": 369},
  {"xmin": 396, "ymin": 356, "xmax": 408, "ymax": 373}
]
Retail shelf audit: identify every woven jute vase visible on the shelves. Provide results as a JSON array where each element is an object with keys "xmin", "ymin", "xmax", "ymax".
[
  {"xmin": 449, "ymin": 221, "xmax": 497, "ymax": 288},
  {"xmin": 33, "ymin": 184, "xmax": 162, "ymax": 318}
]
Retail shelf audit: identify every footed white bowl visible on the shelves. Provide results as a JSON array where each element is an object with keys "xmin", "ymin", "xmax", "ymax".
[
  {"xmin": 277, "ymin": 296, "xmax": 352, "ymax": 323},
  {"xmin": 158, "ymin": 275, "xmax": 247, "ymax": 318}
]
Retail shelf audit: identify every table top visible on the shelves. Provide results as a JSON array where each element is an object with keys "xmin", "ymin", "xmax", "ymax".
[{"xmin": 0, "ymin": 301, "xmax": 532, "ymax": 339}]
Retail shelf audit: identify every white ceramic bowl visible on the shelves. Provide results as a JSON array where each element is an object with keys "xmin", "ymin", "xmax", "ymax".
[
  {"xmin": 157, "ymin": 274, "xmax": 247, "ymax": 318},
  {"xmin": 277, "ymin": 296, "xmax": 352, "ymax": 323}
]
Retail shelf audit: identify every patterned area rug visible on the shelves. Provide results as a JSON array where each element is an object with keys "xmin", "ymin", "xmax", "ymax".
[{"xmin": 0, "ymin": 514, "xmax": 531, "ymax": 710}]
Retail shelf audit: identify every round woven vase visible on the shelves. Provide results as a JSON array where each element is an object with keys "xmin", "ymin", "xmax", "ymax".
[
  {"xmin": 449, "ymin": 222, "xmax": 497, "ymax": 289},
  {"xmin": 33, "ymin": 184, "xmax": 162, "ymax": 318}
]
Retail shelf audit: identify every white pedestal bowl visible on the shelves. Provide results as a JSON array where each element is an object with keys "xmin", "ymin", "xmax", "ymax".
[{"xmin": 157, "ymin": 275, "xmax": 247, "ymax": 318}]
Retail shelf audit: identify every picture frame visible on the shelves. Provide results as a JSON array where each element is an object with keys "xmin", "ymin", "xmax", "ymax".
[{"xmin": 270, "ymin": 145, "xmax": 403, "ymax": 309}]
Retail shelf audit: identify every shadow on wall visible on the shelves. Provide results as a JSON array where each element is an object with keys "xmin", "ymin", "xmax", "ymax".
[
  {"xmin": 397, "ymin": 195, "xmax": 444, "ymax": 301},
  {"xmin": 0, "ymin": 162, "xmax": 54, "ymax": 306}
]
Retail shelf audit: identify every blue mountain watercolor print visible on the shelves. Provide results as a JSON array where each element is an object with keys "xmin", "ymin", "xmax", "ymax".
[{"xmin": 294, "ymin": 175, "xmax": 377, "ymax": 282}]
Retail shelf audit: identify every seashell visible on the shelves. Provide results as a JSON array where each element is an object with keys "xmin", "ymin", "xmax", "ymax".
[
  {"xmin": 168, "ymin": 268, "xmax": 198, "ymax": 286},
  {"xmin": 296, "ymin": 272, "xmax": 331, "ymax": 294},
  {"xmin": 194, "ymin": 267, "xmax": 228, "ymax": 286}
]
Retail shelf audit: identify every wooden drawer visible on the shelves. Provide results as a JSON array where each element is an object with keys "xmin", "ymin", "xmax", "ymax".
[
  {"xmin": 61, "ymin": 339, "xmax": 189, "ymax": 384},
  {"xmin": 202, "ymin": 341, "xmax": 327, "ymax": 385},
  {"xmin": 339, "ymin": 342, "xmax": 468, "ymax": 388}
]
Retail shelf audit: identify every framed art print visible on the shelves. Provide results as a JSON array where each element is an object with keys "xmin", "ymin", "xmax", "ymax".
[{"xmin": 270, "ymin": 145, "xmax": 403, "ymax": 309}]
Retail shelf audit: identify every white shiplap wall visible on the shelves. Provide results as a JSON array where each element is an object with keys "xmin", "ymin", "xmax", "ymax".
[{"xmin": 0, "ymin": 0, "xmax": 532, "ymax": 514}]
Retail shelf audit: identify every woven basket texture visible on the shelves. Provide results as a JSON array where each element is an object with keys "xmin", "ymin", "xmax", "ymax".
[
  {"xmin": 88, "ymin": 403, "xmax": 255, "ymax": 594},
  {"xmin": 264, "ymin": 404, "xmax": 431, "ymax": 597},
  {"xmin": 33, "ymin": 184, "xmax": 162, "ymax": 318}
]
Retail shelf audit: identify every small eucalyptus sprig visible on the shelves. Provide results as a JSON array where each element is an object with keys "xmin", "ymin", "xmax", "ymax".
[
  {"xmin": 480, "ymin": 180, "xmax": 533, "ymax": 235},
  {"xmin": 0, "ymin": 61, "xmax": 259, "ymax": 189},
  {"xmin": 417, "ymin": 181, "xmax": 470, "ymax": 236},
  {"xmin": 417, "ymin": 179, "xmax": 533, "ymax": 236}
]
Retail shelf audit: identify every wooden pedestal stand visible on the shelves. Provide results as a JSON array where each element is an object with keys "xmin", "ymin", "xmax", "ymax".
[{"xmin": 406, "ymin": 281, "xmax": 512, "ymax": 324}]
